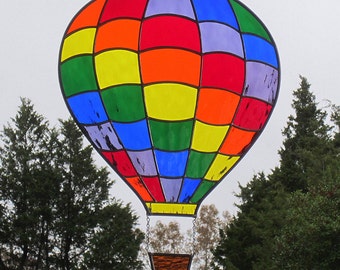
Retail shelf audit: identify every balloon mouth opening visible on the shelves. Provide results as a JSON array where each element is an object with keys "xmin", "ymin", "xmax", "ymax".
[{"xmin": 145, "ymin": 202, "xmax": 198, "ymax": 217}]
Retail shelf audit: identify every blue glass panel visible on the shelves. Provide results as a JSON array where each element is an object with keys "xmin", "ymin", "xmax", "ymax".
[
  {"xmin": 160, "ymin": 178, "xmax": 182, "ymax": 202},
  {"xmin": 178, "ymin": 178, "xmax": 201, "ymax": 203},
  {"xmin": 192, "ymin": 0, "xmax": 238, "ymax": 29},
  {"xmin": 200, "ymin": 22, "xmax": 243, "ymax": 56},
  {"xmin": 154, "ymin": 150, "xmax": 189, "ymax": 177},
  {"xmin": 112, "ymin": 120, "xmax": 151, "ymax": 150},
  {"xmin": 84, "ymin": 122, "xmax": 123, "ymax": 150},
  {"xmin": 67, "ymin": 92, "xmax": 108, "ymax": 124},
  {"xmin": 145, "ymin": 0, "xmax": 195, "ymax": 19},
  {"xmin": 127, "ymin": 150, "xmax": 158, "ymax": 176},
  {"xmin": 242, "ymin": 34, "xmax": 278, "ymax": 67},
  {"xmin": 244, "ymin": 61, "xmax": 279, "ymax": 104}
]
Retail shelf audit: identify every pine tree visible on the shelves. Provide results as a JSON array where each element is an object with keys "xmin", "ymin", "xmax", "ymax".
[
  {"xmin": 0, "ymin": 98, "xmax": 57, "ymax": 269},
  {"xmin": 277, "ymin": 76, "xmax": 332, "ymax": 191},
  {"xmin": 0, "ymin": 99, "xmax": 145, "ymax": 269},
  {"xmin": 52, "ymin": 119, "xmax": 112, "ymax": 269},
  {"xmin": 212, "ymin": 77, "xmax": 339, "ymax": 269},
  {"xmin": 271, "ymin": 103, "xmax": 340, "ymax": 268},
  {"xmin": 212, "ymin": 173, "xmax": 287, "ymax": 270},
  {"xmin": 82, "ymin": 202, "xmax": 144, "ymax": 270}
]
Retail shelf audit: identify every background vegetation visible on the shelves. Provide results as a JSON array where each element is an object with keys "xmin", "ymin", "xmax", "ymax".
[{"xmin": 1, "ymin": 76, "xmax": 339, "ymax": 269}]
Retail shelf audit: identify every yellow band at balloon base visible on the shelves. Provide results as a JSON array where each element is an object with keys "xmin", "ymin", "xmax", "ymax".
[{"xmin": 146, "ymin": 202, "xmax": 197, "ymax": 216}]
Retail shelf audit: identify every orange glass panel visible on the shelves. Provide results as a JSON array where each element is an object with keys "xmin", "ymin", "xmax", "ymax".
[
  {"xmin": 126, "ymin": 177, "xmax": 154, "ymax": 202},
  {"xmin": 196, "ymin": 88, "xmax": 240, "ymax": 125},
  {"xmin": 95, "ymin": 19, "xmax": 141, "ymax": 52},
  {"xmin": 220, "ymin": 127, "xmax": 256, "ymax": 155},
  {"xmin": 140, "ymin": 49, "xmax": 201, "ymax": 86},
  {"xmin": 66, "ymin": 0, "xmax": 105, "ymax": 34}
]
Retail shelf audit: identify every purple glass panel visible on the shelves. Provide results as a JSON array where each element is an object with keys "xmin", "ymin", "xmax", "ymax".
[
  {"xmin": 145, "ymin": 0, "xmax": 195, "ymax": 19},
  {"xmin": 200, "ymin": 22, "xmax": 244, "ymax": 57},
  {"xmin": 160, "ymin": 178, "xmax": 183, "ymax": 202},
  {"xmin": 244, "ymin": 62, "xmax": 279, "ymax": 104},
  {"xmin": 127, "ymin": 150, "xmax": 158, "ymax": 176},
  {"xmin": 84, "ymin": 122, "xmax": 123, "ymax": 150}
]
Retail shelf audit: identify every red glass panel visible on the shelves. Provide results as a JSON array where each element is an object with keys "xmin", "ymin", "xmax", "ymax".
[{"xmin": 201, "ymin": 53, "xmax": 245, "ymax": 94}]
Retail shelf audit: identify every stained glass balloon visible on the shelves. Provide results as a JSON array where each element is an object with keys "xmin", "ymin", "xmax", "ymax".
[{"xmin": 59, "ymin": 0, "xmax": 280, "ymax": 216}]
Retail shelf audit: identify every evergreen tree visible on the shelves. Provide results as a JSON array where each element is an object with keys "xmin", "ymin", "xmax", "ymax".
[
  {"xmin": 271, "ymin": 103, "xmax": 340, "ymax": 268},
  {"xmin": 0, "ymin": 98, "xmax": 144, "ymax": 269},
  {"xmin": 272, "ymin": 182, "xmax": 340, "ymax": 269},
  {"xmin": 212, "ymin": 77, "xmax": 339, "ymax": 269},
  {"xmin": 0, "ymin": 98, "xmax": 57, "ymax": 269},
  {"xmin": 83, "ymin": 202, "xmax": 144, "ymax": 270},
  {"xmin": 212, "ymin": 173, "xmax": 287, "ymax": 269},
  {"xmin": 52, "ymin": 119, "xmax": 112, "ymax": 269},
  {"xmin": 276, "ymin": 76, "xmax": 332, "ymax": 191}
]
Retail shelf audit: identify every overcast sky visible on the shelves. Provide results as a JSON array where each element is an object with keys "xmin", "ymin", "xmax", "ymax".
[{"xmin": 1, "ymin": 1, "xmax": 339, "ymax": 226}]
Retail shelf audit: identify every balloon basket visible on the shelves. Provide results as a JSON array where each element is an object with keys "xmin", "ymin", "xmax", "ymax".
[{"xmin": 149, "ymin": 253, "xmax": 193, "ymax": 270}]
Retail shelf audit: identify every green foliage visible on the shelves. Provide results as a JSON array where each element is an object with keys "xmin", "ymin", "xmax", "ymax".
[
  {"xmin": 278, "ymin": 76, "xmax": 333, "ymax": 191},
  {"xmin": 212, "ymin": 173, "xmax": 287, "ymax": 270},
  {"xmin": 0, "ymin": 98, "xmax": 57, "ymax": 269},
  {"xmin": 272, "ymin": 182, "xmax": 340, "ymax": 269},
  {"xmin": 52, "ymin": 119, "xmax": 112, "ymax": 269},
  {"xmin": 83, "ymin": 202, "xmax": 144, "ymax": 270},
  {"xmin": 0, "ymin": 98, "xmax": 144, "ymax": 269},
  {"xmin": 212, "ymin": 77, "xmax": 340, "ymax": 269}
]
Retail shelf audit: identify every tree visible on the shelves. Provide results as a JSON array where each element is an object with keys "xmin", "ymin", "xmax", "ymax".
[
  {"xmin": 149, "ymin": 220, "xmax": 185, "ymax": 254},
  {"xmin": 52, "ymin": 119, "xmax": 112, "ymax": 270},
  {"xmin": 212, "ymin": 77, "xmax": 339, "ymax": 269},
  {"xmin": 212, "ymin": 173, "xmax": 287, "ymax": 270},
  {"xmin": 0, "ymin": 98, "xmax": 145, "ymax": 269},
  {"xmin": 272, "ymin": 182, "xmax": 340, "ymax": 269},
  {"xmin": 147, "ymin": 204, "xmax": 229, "ymax": 270},
  {"xmin": 82, "ymin": 202, "xmax": 144, "ymax": 270},
  {"xmin": 271, "ymin": 103, "xmax": 340, "ymax": 269},
  {"xmin": 192, "ymin": 204, "xmax": 226, "ymax": 270},
  {"xmin": 0, "ymin": 98, "xmax": 57, "ymax": 269},
  {"xmin": 277, "ymin": 76, "xmax": 333, "ymax": 192}
]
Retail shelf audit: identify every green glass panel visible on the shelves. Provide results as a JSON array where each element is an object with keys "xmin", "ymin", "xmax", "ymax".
[
  {"xmin": 60, "ymin": 55, "xmax": 98, "ymax": 97},
  {"xmin": 185, "ymin": 150, "xmax": 216, "ymax": 178},
  {"xmin": 101, "ymin": 85, "xmax": 145, "ymax": 122},
  {"xmin": 190, "ymin": 180, "xmax": 215, "ymax": 203},
  {"xmin": 230, "ymin": 0, "xmax": 272, "ymax": 42},
  {"xmin": 149, "ymin": 120, "xmax": 193, "ymax": 151}
]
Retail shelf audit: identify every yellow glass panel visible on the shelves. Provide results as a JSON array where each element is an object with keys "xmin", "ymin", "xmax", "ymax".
[
  {"xmin": 95, "ymin": 50, "xmax": 141, "ymax": 89},
  {"xmin": 144, "ymin": 83, "xmax": 197, "ymax": 120},
  {"xmin": 146, "ymin": 202, "xmax": 197, "ymax": 216},
  {"xmin": 205, "ymin": 154, "xmax": 240, "ymax": 181},
  {"xmin": 191, "ymin": 121, "xmax": 229, "ymax": 152},
  {"xmin": 61, "ymin": 28, "xmax": 96, "ymax": 62}
]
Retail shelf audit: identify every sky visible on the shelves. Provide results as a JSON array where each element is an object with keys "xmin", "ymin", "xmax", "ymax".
[{"xmin": 1, "ymin": 0, "xmax": 339, "ymax": 228}]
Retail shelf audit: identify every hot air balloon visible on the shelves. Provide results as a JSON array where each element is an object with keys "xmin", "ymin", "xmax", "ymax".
[{"xmin": 59, "ymin": 0, "xmax": 279, "ymax": 268}]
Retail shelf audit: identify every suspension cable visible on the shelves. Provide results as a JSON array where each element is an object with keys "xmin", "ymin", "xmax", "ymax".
[
  {"xmin": 192, "ymin": 217, "xmax": 197, "ymax": 255},
  {"xmin": 146, "ymin": 215, "xmax": 151, "ymax": 253}
]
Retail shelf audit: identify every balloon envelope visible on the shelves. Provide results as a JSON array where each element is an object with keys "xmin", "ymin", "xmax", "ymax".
[{"xmin": 59, "ymin": 0, "xmax": 280, "ymax": 216}]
